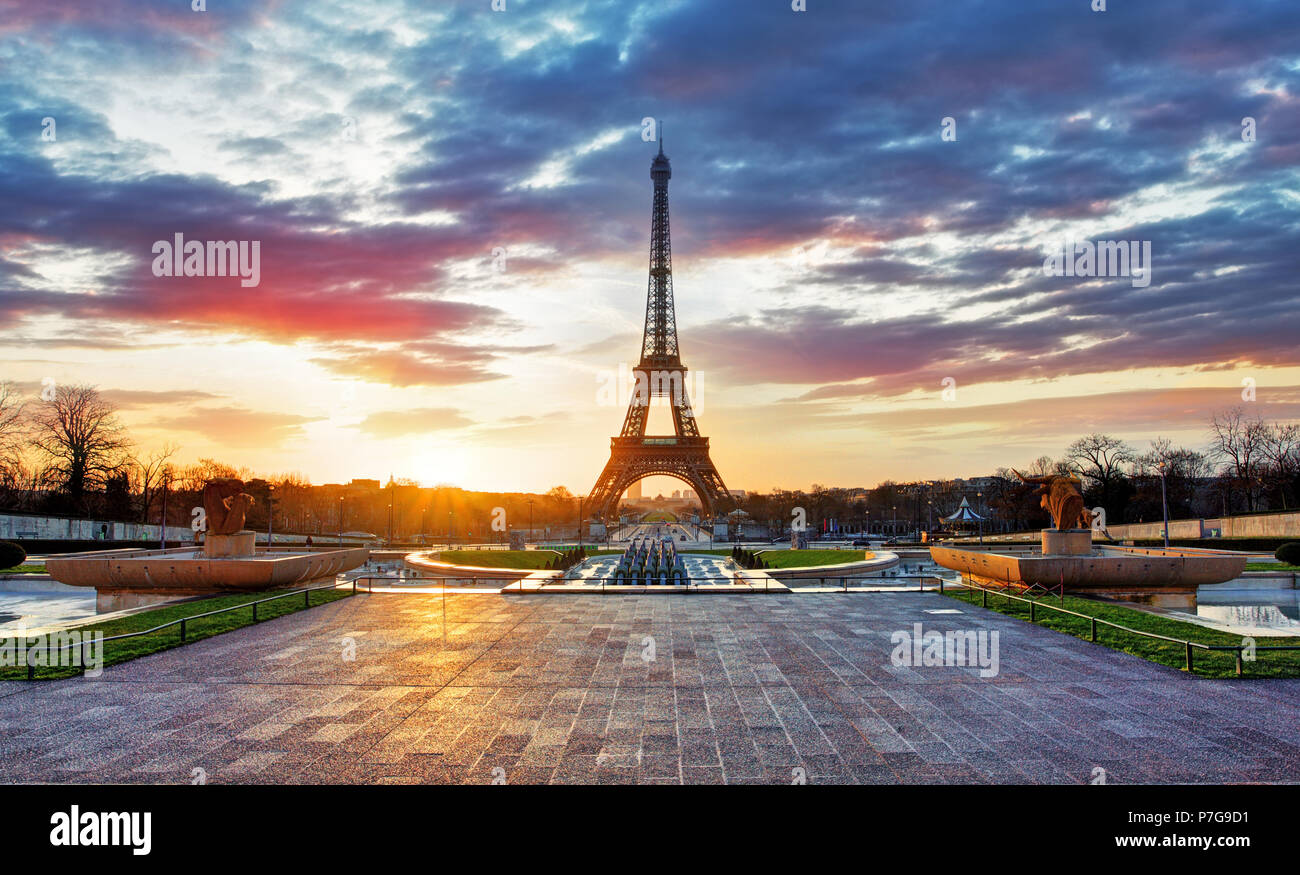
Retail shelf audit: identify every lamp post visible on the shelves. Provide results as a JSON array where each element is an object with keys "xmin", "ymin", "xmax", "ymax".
[
  {"xmin": 891, "ymin": 505, "xmax": 897, "ymax": 538},
  {"xmin": 266, "ymin": 484, "xmax": 275, "ymax": 548},
  {"xmin": 337, "ymin": 496, "xmax": 344, "ymax": 547},
  {"xmin": 1157, "ymin": 460, "xmax": 1170, "ymax": 549},
  {"xmin": 577, "ymin": 495, "xmax": 584, "ymax": 549},
  {"xmin": 977, "ymin": 491, "xmax": 984, "ymax": 545},
  {"xmin": 448, "ymin": 510, "xmax": 455, "ymax": 546},
  {"xmin": 159, "ymin": 468, "xmax": 171, "ymax": 550},
  {"xmin": 526, "ymin": 498, "xmax": 535, "ymax": 547}
]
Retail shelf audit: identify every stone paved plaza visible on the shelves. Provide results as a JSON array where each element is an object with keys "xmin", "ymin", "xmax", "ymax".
[{"xmin": 1, "ymin": 592, "xmax": 1298, "ymax": 784}]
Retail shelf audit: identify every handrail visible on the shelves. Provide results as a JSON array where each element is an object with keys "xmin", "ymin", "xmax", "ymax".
[
  {"xmin": 949, "ymin": 575, "xmax": 1300, "ymax": 677},
  {"xmin": 15, "ymin": 578, "xmax": 354, "ymax": 680}
]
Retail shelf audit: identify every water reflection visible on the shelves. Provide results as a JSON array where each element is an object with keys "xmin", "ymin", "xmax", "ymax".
[{"xmin": 1196, "ymin": 589, "xmax": 1300, "ymax": 634}]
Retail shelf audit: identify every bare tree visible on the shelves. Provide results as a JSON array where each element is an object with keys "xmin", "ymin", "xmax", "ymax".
[
  {"xmin": 1260, "ymin": 422, "xmax": 1300, "ymax": 509},
  {"xmin": 1135, "ymin": 437, "xmax": 1212, "ymax": 518},
  {"xmin": 1207, "ymin": 408, "xmax": 1269, "ymax": 511},
  {"xmin": 174, "ymin": 458, "xmax": 248, "ymax": 493},
  {"xmin": 0, "ymin": 382, "xmax": 29, "ymax": 506},
  {"xmin": 1065, "ymin": 433, "xmax": 1134, "ymax": 511},
  {"xmin": 135, "ymin": 441, "xmax": 180, "ymax": 523},
  {"xmin": 29, "ymin": 384, "xmax": 133, "ymax": 511}
]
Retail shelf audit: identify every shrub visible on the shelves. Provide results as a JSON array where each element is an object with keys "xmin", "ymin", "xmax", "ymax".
[
  {"xmin": 0, "ymin": 540, "xmax": 27, "ymax": 570},
  {"xmin": 1276, "ymin": 542, "xmax": 1300, "ymax": 566}
]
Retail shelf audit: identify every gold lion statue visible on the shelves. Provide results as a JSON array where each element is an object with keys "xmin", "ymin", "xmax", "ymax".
[
  {"xmin": 1013, "ymin": 470, "xmax": 1092, "ymax": 531},
  {"xmin": 203, "ymin": 478, "xmax": 257, "ymax": 536}
]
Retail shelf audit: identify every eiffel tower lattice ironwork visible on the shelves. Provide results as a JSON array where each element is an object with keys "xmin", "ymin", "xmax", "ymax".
[{"xmin": 587, "ymin": 133, "xmax": 732, "ymax": 521}]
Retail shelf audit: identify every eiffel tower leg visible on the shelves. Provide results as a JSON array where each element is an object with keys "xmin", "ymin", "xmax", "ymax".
[{"xmin": 588, "ymin": 455, "xmax": 630, "ymax": 520}]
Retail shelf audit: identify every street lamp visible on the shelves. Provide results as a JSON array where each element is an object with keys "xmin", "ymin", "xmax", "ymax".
[
  {"xmin": 891, "ymin": 505, "xmax": 897, "ymax": 538},
  {"xmin": 526, "ymin": 498, "xmax": 535, "ymax": 547},
  {"xmin": 337, "ymin": 496, "xmax": 345, "ymax": 547},
  {"xmin": 577, "ymin": 494, "xmax": 584, "ymax": 549},
  {"xmin": 1156, "ymin": 460, "xmax": 1170, "ymax": 549},
  {"xmin": 159, "ymin": 468, "xmax": 171, "ymax": 550},
  {"xmin": 977, "ymin": 491, "xmax": 984, "ymax": 545},
  {"xmin": 267, "ymin": 484, "xmax": 275, "ymax": 548}
]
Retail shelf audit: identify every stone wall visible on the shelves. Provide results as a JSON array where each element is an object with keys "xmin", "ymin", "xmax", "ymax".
[
  {"xmin": 1105, "ymin": 510, "xmax": 1300, "ymax": 541},
  {"xmin": 0, "ymin": 512, "xmax": 192, "ymax": 543},
  {"xmin": 0, "ymin": 512, "xmax": 378, "ymax": 546}
]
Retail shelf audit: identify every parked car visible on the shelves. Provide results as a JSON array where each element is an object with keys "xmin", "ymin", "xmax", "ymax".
[{"xmin": 851, "ymin": 538, "xmax": 870, "ymax": 547}]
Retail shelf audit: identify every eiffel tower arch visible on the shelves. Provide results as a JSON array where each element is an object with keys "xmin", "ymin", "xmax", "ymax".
[{"xmin": 588, "ymin": 133, "xmax": 732, "ymax": 521}]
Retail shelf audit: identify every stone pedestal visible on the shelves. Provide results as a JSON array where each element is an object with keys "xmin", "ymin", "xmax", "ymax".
[
  {"xmin": 204, "ymin": 530, "xmax": 256, "ymax": 558},
  {"xmin": 1042, "ymin": 528, "xmax": 1092, "ymax": 556}
]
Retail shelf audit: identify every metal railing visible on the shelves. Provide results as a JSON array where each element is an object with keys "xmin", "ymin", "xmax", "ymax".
[
  {"xmin": 14, "ymin": 579, "xmax": 355, "ymax": 680},
  {"xmin": 948, "ymin": 575, "xmax": 1300, "ymax": 677}
]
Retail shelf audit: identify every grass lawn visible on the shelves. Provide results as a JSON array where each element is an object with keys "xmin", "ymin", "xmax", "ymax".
[
  {"xmin": 1245, "ymin": 562, "xmax": 1300, "ymax": 572},
  {"xmin": 942, "ymin": 585, "xmax": 1300, "ymax": 679},
  {"xmin": 436, "ymin": 549, "xmax": 619, "ymax": 569},
  {"xmin": 0, "ymin": 564, "xmax": 46, "ymax": 574},
  {"xmin": 758, "ymin": 549, "xmax": 870, "ymax": 568},
  {"xmin": 437, "ymin": 549, "xmax": 559, "ymax": 569},
  {"xmin": 1, "ymin": 586, "xmax": 353, "ymax": 681}
]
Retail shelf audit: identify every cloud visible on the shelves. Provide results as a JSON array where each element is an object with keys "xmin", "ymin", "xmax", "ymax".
[
  {"xmin": 1, "ymin": 0, "xmax": 1297, "ymax": 483},
  {"xmin": 823, "ymin": 386, "xmax": 1300, "ymax": 443},
  {"xmin": 148, "ymin": 406, "xmax": 323, "ymax": 448},
  {"xmin": 310, "ymin": 339, "xmax": 551, "ymax": 387},
  {"xmin": 101, "ymin": 388, "xmax": 224, "ymax": 410},
  {"xmin": 354, "ymin": 407, "xmax": 475, "ymax": 439}
]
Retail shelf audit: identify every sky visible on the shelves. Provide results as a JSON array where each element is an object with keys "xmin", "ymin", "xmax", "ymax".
[{"xmin": 1, "ymin": 0, "xmax": 1298, "ymax": 495}]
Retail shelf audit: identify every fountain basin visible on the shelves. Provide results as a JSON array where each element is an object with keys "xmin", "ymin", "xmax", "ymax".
[
  {"xmin": 931, "ymin": 543, "xmax": 1247, "ymax": 609},
  {"xmin": 46, "ymin": 544, "xmax": 369, "ymax": 612}
]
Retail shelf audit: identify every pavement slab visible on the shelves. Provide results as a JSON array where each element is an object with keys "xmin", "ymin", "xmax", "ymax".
[{"xmin": 0, "ymin": 591, "xmax": 1297, "ymax": 785}]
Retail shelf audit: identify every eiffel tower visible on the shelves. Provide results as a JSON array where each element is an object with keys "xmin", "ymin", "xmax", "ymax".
[{"xmin": 587, "ymin": 132, "xmax": 732, "ymax": 522}]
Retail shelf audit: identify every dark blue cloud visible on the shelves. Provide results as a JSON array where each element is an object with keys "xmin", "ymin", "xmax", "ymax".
[{"xmin": 0, "ymin": 0, "xmax": 1296, "ymax": 398}]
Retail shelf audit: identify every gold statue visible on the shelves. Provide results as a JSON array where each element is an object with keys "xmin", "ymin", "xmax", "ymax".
[
  {"xmin": 1013, "ymin": 470, "xmax": 1091, "ymax": 530},
  {"xmin": 203, "ymin": 478, "xmax": 257, "ymax": 536}
]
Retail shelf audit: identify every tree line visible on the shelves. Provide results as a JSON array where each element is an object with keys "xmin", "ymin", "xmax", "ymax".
[
  {"xmin": 0, "ymin": 383, "xmax": 595, "ymax": 539},
  {"xmin": 1, "ymin": 381, "xmax": 1294, "ymax": 538},
  {"xmin": 729, "ymin": 412, "xmax": 1300, "ymax": 534}
]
